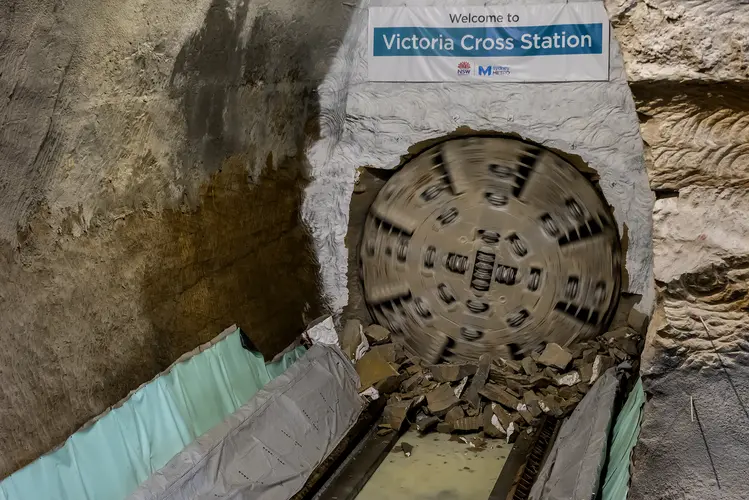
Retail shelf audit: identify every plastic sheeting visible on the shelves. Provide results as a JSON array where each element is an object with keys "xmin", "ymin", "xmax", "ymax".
[
  {"xmin": 128, "ymin": 343, "xmax": 363, "ymax": 500},
  {"xmin": 601, "ymin": 378, "xmax": 645, "ymax": 500},
  {"xmin": 529, "ymin": 367, "xmax": 621, "ymax": 500},
  {"xmin": 0, "ymin": 325, "xmax": 304, "ymax": 500}
]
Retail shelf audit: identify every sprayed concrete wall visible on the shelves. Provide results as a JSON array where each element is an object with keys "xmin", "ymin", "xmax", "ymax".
[
  {"xmin": 0, "ymin": 0, "xmax": 354, "ymax": 478},
  {"xmin": 303, "ymin": 0, "xmax": 654, "ymax": 321}
]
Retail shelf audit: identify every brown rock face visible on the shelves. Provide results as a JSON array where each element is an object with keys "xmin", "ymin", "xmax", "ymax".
[{"xmin": 0, "ymin": 0, "xmax": 352, "ymax": 479}]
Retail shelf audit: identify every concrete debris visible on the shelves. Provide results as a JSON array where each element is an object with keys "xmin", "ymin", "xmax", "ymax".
[
  {"xmin": 464, "ymin": 354, "xmax": 492, "ymax": 408},
  {"xmin": 426, "ymin": 384, "xmax": 460, "ymax": 415},
  {"xmin": 537, "ymin": 343, "xmax": 573, "ymax": 370},
  {"xmin": 426, "ymin": 363, "xmax": 478, "ymax": 382},
  {"xmin": 554, "ymin": 371, "xmax": 581, "ymax": 387},
  {"xmin": 590, "ymin": 355, "xmax": 614, "ymax": 385},
  {"xmin": 356, "ymin": 349, "xmax": 399, "ymax": 390},
  {"xmin": 360, "ymin": 387, "xmax": 380, "ymax": 400},
  {"xmin": 484, "ymin": 407, "xmax": 505, "ymax": 438},
  {"xmin": 349, "ymin": 320, "xmax": 642, "ymax": 442},
  {"xmin": 521, "ymin": 356, "xmax": 538, "ymax": 375},
  {"xmin": 454, "ymin": 376, "xmax": 469, "ymax": 399},
  {"xmin": 444, "ymin": 406, "xmax": 465, "ymax": 424},
  {"xmin": 400, "ymin": 442, "xmax": 413, "ymax": 457},
  {"xmin": 415, "ymin": 414, "xmax": 440, "ymax": 434},
  {"xmin": 341, "ymin": 319, "xmax": 363, "ymax": 360},
  {"xmin": 453, "ymin": 415, "xmax": 483, "ymax": 432},
  {"xmin": 480, "ymin": 384, "xmax": 521, "ymax": 410},
  {"xmin": 401, "ymin": 372, "xmax": 424, "ymax": 393},
  {"xmin": 383, "ymin": 399, "xmax": 413, "ymax": 432},
  {"xmin": 365, "ymin": 324, "xmax": 391, "ymax": 344}
]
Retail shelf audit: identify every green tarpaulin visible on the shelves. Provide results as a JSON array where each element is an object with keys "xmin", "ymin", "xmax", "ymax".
[
  {"xmin": 601, "ymin": 378, "xmax": 646, "ymax": 500},
  {"xmin": 0, "ymin": 326, "xmax": 304, "ymax": 500}
]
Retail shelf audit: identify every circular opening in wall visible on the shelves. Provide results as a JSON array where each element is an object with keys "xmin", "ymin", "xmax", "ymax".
[{"xmin": 359, "ymin": 136, "xmax": 622, "ymax": 363}]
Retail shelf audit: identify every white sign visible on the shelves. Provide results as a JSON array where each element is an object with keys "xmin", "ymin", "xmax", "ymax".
[{"xmin": 368, "ymin": 3, "xmax": 610, "ymax": 82}]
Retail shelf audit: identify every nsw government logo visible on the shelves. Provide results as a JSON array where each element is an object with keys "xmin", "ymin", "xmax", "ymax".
[
  {"xmin": 457, "ymin": 61, "xmax": 471, "ymax": 75},
  {"xmin": 478, "ymin": 65, "xmax": 511, "ymax": 77}
]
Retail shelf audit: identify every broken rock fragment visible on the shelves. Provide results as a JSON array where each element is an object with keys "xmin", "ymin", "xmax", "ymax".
[
  {"xmin": 491, "ymin": 403, "xmax": 513, "ymax": 431},
  {"xmin": 445, "ymin": 406, "xmax": 465, "ymax": 424},
  {"xmin": 453, "ymin": 415, "xmax": 483, "ymax": 432},
  {"xmin": 356, "ymin": 348, "xmax": 399, "ymax": 390},
  {"xmin": 369, "ymin": 343, "xmax": 396, "ymax": 363},
  {"xmin": 483, "ymin": 407, "xmax": 505, "ymax": 438},
  {"xmin": 426, "ymin": 384, "xmax": 460, "ymax": 415},
  {"xmin": 521, "ymin": 356, "xmax": 538, "ymax": 376},
  {"xmin": 454, "ymin": 376, "xmax": 469, "ymax": 399},
  {"xmin": 464, "ymin": 353, "xmax": 492, "ymax": 408},
  {"xmin": 554, "ymin": 371, "xmax": 581, "ymax": 387},
  {"xmin": 537, "ymin": 343, "xmax": 573, "ymax": 370},
  {"xmin": 590, "ymin": 355, "xmax": 614, "ymax": 385},
  {"xmin": 364, "ymin": 324, "xmax": 391, "ymax": 344},
  {"xmin": 480, "ymin": 383, "xmax": 521, "ymax": 410},
  {"xmin": 383, "ymin": 399, "xmax": 413, "ymax": 431},
  {"xmin": 415, "ymin": 414, "xmax": 440, "ymax": 434},
  {"xmin": 401, "ymin": 372, "xmax": 424, "ymax": 393},
  {"xmin": 516, "ymin": 404, "xmax": 536, "ymax": 425},
  {"xmin": 436, "ymin": 422, "xmax": 453, "ymax": 433},
  {"xmin": 426, "ymin": 363, "xmax": 477, "ymax": 382},
  {"xmin": 497, "ymin": 357, "xmax": 522, "ymax": 373},
  {"xmin": 601, "ymin": 326, "xmax": 635, "ymax": 341},
  {"xmin": 538, "ymin": 396, "xmax": 563, "ymax": 417},
  {"xmin": 341, "ymin": 319, "xmax": 363, "ymax": 360},
  {"xmin": 464, "ymin": 405, "xmax": 481, "ymax": 417}
]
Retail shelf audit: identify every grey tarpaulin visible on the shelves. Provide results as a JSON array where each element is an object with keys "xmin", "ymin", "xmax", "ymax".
[
  {"xmin": 128, "ymin": 344, "xmax": 363, "ymax": 500},
  {"xmin": 529, "ymin": 367, "xmax": 621, "ymax": 500}
]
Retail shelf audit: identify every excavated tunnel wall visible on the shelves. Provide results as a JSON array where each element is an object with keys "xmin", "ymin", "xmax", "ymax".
[
  {"xmin": 0, "ymin": 0, "xmax": 747, "ymax": 496},
  {"xmin": 0, "ymin": 0, "xmax": 352, "ymax": 478}
]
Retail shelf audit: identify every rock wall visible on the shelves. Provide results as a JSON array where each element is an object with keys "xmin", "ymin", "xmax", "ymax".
[
  {"xmin": 2, "ymin": 0, "xmax": 747, "ymax": 493},
  {"xmin": 0, "ymin": 0, "xmax": 352, "ymax": 478},
  {"xmin": 607, "ymin": 0, "xmax": 749, "ymax": 498}
]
